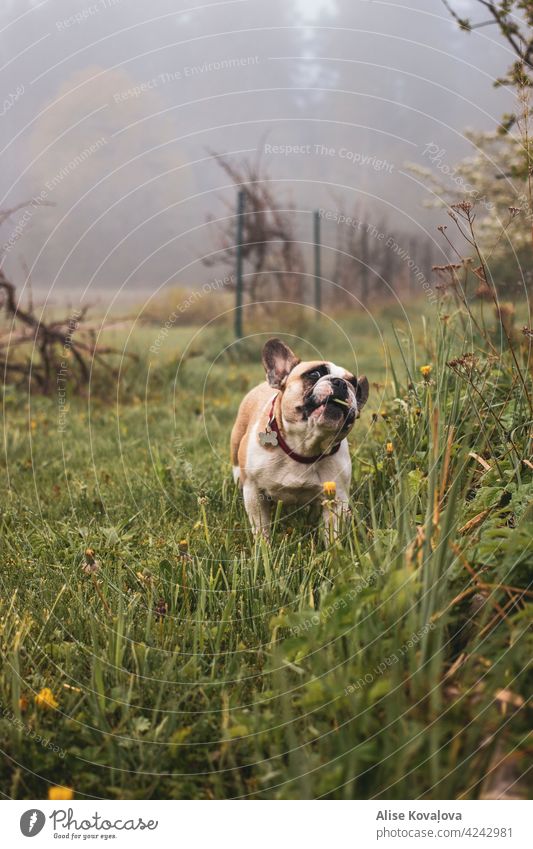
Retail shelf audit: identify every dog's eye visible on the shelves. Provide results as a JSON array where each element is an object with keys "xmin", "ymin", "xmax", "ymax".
[{"xmin": 308, "ymin": 371, "xmax": 321, "ymax": 381}]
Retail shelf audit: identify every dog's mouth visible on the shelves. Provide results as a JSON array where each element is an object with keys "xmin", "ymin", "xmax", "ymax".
[{"xmin": 303, "ymin": 391, "xmax": 356, "ymax": 427}]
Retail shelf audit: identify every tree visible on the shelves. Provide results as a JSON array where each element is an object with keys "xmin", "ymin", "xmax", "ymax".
[
  {"xmin": 18, "ymin": 67, "xmax": 193, "ymax": 291},
  {"xmin": 443, "ymin": 0, "xmax": 533, "ymax": 140},
  {"xmin": 443, "ymin": 1, "xmax": 533, "ymax": 86},
  {"xmin": 410, "ymin": 129, "xmax": 531, "ymax": 293},
  {"xmin": 435, "ymin": 1, "xmax": 533, "ymax": 291},
  {"xmin": 204, "ymin": 154, "xmax": 305, "ymax": 309}
]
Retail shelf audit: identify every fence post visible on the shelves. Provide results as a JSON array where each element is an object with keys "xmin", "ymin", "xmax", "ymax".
[
  {"xmin": 235, "ymin": 189, "xmax": 245, "ymax": 339},
  {"xmin": 313, "ymin": 209, "xmax": 321, "ymax": 316}
]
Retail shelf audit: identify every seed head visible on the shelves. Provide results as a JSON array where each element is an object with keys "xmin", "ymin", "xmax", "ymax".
[{"xmin": 155, "ymin": 598, "xmax": 168, "ymax": 619}]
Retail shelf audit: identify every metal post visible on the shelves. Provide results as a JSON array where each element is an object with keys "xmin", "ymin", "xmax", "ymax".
[
  {"xmin": 313, "ymin": 210, "xmax": 321, "ymax": 316},
  {"xmin": 235, "ymin": 189, "xmax": 245, "ymax": 339}
]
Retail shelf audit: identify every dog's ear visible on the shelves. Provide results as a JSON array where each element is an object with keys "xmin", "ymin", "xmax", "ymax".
[
  {"xmin": 354, "ymin": 376, "xmax": 369, "ymax": 409},
  {"xmin": 262, "ymin": 338, "xmax": 300, "ymax": 388},
  {"xmin": 349, "ymin": 375, "xmax": 369, "ymax": 409}
]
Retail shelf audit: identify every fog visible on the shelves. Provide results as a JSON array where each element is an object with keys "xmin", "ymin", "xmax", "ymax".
[{"xmin": 0, "ymin": 0, "xmax": 514, "ymax": 297}]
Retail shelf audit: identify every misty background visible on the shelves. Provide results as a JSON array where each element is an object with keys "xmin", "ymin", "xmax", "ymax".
[{"xmin": 0, "ymin": 0, "xmax": 514, "ymax": 301}]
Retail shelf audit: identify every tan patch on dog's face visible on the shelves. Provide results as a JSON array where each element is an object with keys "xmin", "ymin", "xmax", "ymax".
[{"xmin": 281, "ymin": 361, "xmax": 330, "ymax": 422}]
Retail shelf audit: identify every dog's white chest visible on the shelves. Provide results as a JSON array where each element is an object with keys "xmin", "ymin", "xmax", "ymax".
[
  {"xmin": 246, "ymin": 423, "xmax": 350, "ymax": 506},
  {"xmin": 261, "ymin": 465, "xmax": 323, "ymax": 505}
]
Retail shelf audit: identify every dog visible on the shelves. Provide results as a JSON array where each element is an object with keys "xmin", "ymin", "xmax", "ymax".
[{"xmin": 231, "ymin": 338, "xmax": 369, "ymax": 538}]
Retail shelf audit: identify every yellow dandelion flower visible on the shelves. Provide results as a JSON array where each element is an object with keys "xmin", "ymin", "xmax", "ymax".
[
  {"xmin": 34, "ymin": 687, "xmax": 59, "ymax": 710},
  {"xmin": 386, "ymin": 442, "xmax": 394, "ymax": 456},
  {"xmin": 420, "ymin": 365, "xmax": 432, "ymax": 378},
  {"xmin": 323, "ymin": 481, "xmax": 336, "ymax": 497},
  {"xmin": 48, "ymin": 786, "xmax": 74, "ymax": 801}
]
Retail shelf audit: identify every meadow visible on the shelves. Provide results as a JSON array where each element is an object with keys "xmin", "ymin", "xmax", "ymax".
[{"xmin": 0, "ymin": 298, "xmax": 531, "ymax": 800}]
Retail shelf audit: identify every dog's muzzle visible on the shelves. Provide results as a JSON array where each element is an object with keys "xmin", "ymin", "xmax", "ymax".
[{"xmin": 304, "ymin": 377, "xmax": 356, "ymax": 425}]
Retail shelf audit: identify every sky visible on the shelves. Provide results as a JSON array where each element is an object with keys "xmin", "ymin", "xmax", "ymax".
[{"xmin": 0, "ymin": 0, "xmax": 516, "ymax": 297}]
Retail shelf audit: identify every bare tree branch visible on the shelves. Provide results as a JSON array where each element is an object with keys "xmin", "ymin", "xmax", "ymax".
[
  {"xmin": 443, "ymin": 0, "xmax": 533, "ymax": 74},
  {"xmin": 205, "ymin": 152, "xmax": 305, "ymax": 309},
  {"xmin": 0, "ymin": 269, "xmax": 136, "ymax": 394}
]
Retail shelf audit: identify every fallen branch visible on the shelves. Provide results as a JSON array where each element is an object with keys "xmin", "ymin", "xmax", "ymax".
[{"xmin": 0, "ymin": 270, "xmax": 136, "ymax": 394}]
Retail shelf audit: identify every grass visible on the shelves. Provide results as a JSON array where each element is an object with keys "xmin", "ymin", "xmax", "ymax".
[{"xmin": 0, "ymin": 300, "xmax": 531, "ymax": 800}]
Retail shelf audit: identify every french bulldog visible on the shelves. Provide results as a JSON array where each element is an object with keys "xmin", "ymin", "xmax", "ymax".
[{"xmin": 231, "ymin": 338, "xmax": 369, "ymax": 538}]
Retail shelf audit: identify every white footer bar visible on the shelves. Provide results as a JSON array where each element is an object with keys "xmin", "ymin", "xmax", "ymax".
[{"xmin": 4, "ymin": 799, "xmax": 531, "ymax": 848}]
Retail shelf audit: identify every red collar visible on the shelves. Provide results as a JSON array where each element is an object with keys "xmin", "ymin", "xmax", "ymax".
[{"xmin": 265, "ymin": 395, "xmax": 342, "ymax": 465}]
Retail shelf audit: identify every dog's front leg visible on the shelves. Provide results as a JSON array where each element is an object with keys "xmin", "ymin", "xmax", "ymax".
[
  {"xmin": 243, "ymin": 481, "xmax": 271, "ymax": 538},
  {"xmin": 322, "ymin": 489, "xmax": 351, "ymax": 543}
]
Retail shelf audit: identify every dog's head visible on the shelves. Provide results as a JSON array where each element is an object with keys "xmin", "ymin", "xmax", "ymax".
[{"xmin": 262, "ymin": 338, "xmax": 369, "ymax": 437}]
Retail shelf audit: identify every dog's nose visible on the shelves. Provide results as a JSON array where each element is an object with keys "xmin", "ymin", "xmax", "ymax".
[{"xmin": 329, "ymin": 376, "xmax": 349, "ymax": 401}]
